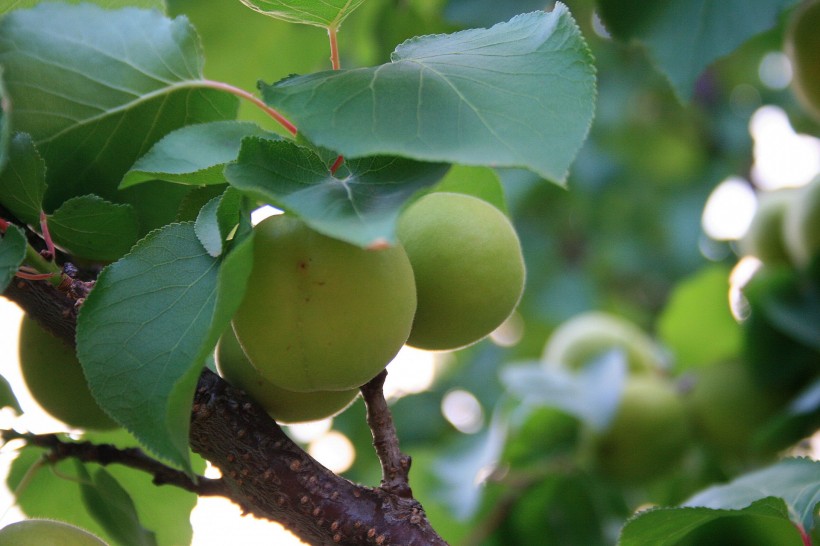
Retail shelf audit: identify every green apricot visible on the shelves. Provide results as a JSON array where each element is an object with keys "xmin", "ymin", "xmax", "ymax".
[
  {"xmin": 18, "ymin": 317, "xmax": 117, "ymax": 430},
  {"xmin": 0, "ymin": 519, "xmax": 108, "ymax": 546},
  {"xmin": 397, "ymin": 192, "xmax": 525, "ymax": 351},
  {"xmin": 739, "ymin": 189, "xmax": 796, "ymax": 266},
  {"xmin": 686, "ymin": 360, "xmax": 787, "ymax": 457},
  {"xmin": 232, "ymin": 214, "xmax": 416, "ymax": 392},
  {"xmin": 542, "ymin": 311, "xmax": 663, "ymax": 373},
  {"xmin": 783, "ymin": 175, "xmax": 820, "ymax": 268},
  {"xmin": 216, "ymin": 327, "xmax": 358, "ymax": 423},
  {"xmin": 594, "ymin": 375, "xmax": 690, "ymax": 483},
  {"xmin": 786, "ymin": 0, "xmax": 820, "ymax": 122}
]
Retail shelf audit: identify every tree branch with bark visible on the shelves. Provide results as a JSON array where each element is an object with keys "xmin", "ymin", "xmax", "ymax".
[{"xmin": 1, "ymin": 273, "xmax": 449, "ymax": 546}]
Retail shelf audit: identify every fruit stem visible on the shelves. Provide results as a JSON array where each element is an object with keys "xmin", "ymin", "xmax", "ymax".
[{"xmin": 200, "ymin": 79, "xmax": 298, "ymax": 136}]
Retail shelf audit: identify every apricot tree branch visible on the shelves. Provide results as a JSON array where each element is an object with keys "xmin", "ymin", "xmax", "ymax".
[
  {"xmin": 2, "ymin": 275, "xmax": 450, "ymax": 546},
  {"xmin": 0, "ymin": 430, "xmax": 227, "ymax": 496},
  {"xmin": 360, "ymin": 371, "xmax": 413, "ymax": 498}
]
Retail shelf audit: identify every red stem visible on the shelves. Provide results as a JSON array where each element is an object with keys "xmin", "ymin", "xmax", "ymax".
[
  {"xmin": 39, "ymin": 210, "xmax": 56, "ymax": 261},
  {"xmin": 796, "ymin": 523, "xmax": 812, "ymax": 546},
  {"xmin": 328, "ymin": 25, "xmax": 341, "ymax": 71},
  {"xmin": 200, "ymin": 80, "xmax": 298, "ymax": 136},
  {"xmin": 15, "ymin": 270, "xmax": 57, "ymax": 281},
  {"xmin": 0, "ymin": 218, "xmax": 8, "ymax": 233},
  {"xmin": 329, "ymin": 155, "xmax": 345, "ymax": 174}
]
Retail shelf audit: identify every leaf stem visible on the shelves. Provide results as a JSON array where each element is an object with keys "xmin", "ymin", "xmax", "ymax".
[
  {"xmin": 39, "ymin": 210, "xmax": 56, "ymax": 261},
  {"xmin": 200, "ymin": 80, "xmax": 298, "ymax": 136},
  {"xmin": 328, "ymin": 25, "xmax": 341, "ymax": 70}
]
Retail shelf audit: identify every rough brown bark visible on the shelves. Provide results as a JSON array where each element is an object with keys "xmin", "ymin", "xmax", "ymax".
[{"xmin": 2, "ymin": 276, "xmax": 449, "ymax": 546}]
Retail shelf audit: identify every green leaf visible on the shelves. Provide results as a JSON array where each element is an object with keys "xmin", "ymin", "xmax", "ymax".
[
  {"xmin": 8, "ymin": 429, "xmax": 201, "ymax": 546},
  {"xmin": 657, "ymin": 265, "xmax": 742, "ymax": 370},
  {"xmin": 194, "ymin": 188, "xmax": 243, "ymax": 257},
  {"xmin": 500, "ymin": 351, "xmax": 627, "ymax": 431},
  {"xmin": 0, "ymin": 224, "xmax": 26, "ymax": 292},
  {"xmin": 47, "ymin": 196, "xmax": 140, "ymax": 262},
  {"xmin": 683, "ymin": 457, "xmax": 820, "ymax": 531},
  {"xmin": 619, "ymin": 497, "xmax": 803, "ymax": 546},
  {"xmin": 0, "ymin": 3, "xmax": 237, "ymax": 210},
  {"xmin": 76, "ymin": 463, "xmax": 158, "ymax": 546},
  {"xmin": 596, "ymin": 0, "xmax": 798, "ymax": 100},
  {"xmin": 76, "ymin": 223, "xmax": 254, "ymax": 470},
  {"xmin": 1, "ymin": 0, "xmax": 166, "ymax": 16},
  {"xmin": 120, "ymin": 121, "xmax": 277, "ymax": 189},
  {"xmin": 237, "ymin": 0, "xmax": 366, "ymax": 28},
  {"xmin": 0, "ymin": 374, "xmax": 22, "ymax": 414},
  {"xmin": 225, "ymin": 138, "xmax": 449, "ymax": 247},
  {"xmin": 0, "ymin": 133, "xmax": 47, "ymax": 226},
  {"xmin": 261, "ymin": 6, "xmax": 596, "ymax": 183}
]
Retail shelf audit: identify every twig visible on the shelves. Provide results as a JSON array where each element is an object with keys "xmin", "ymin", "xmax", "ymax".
[
  {"xmin": 0, "ymin": 430, "xmax": 228, "ymax": 496},
  {"xmin": 360, "ymin": 370, "xmax": 413, "ymax": 498}
]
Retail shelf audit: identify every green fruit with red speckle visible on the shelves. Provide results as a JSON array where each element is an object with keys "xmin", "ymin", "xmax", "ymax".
[
  {"xmin": 232, "ymin": 214, "xmax": 416, "ymax": 392},
  {"xmin": 216, "ymin": 327, "xmax": 358, "ymax": 423},
  {"xmin": 18, "ymin": 317, "xmax": 117, "ymax": 430},
  {"xmin": 397, "ymin": 192, "xmax": 525, "ymax": 351},
  {"xmin": 0, "ymin": 519, "xmax": 108, "ymax": 546}
]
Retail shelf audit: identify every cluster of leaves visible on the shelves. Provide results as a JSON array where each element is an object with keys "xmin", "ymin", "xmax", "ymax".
[{"xmin": 0, "ymin": 0, "xmax": 818, "ymax": 545}]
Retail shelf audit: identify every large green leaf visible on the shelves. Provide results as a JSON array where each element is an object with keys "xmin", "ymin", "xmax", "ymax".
[
  {"xmin": 0, "ymin": 3, "xmax": 237, "ymax": 210},
  {"xmin": 1, "ymin": 0, "xmax": 166, "ymax": 16},
  {"xmin": 225, "ymin": 138, "xmax": 449, "ymax": 247},
  {"xmin": 120, "ymin": 121, "xmax": 277, "ymax": 189},
  {"xmin": 683, "ymin": 457, "xmax": 820, "ymax": 531},
  {"xmin": 657, "ymin": 265, "xmax": 742, "ymax": 370},
  {"xmin": 261, "ymin": 5, "xmax": 596, "ymax": 184},
  {"xmin": 237, "ymin": 0, "xmax": 366, "ymax": 28},
  {"xmin": 76, "ymin": 223, "xmax": 254, "ymax": 470},
  {"xmin": 619, "ymin": 497, "xmax": 803, "ymax": 546},
  {"xmin": 0, "ymin": 133, "xmax": 46, "ymax": 226},
  {"xmin": 596, "ymin": 0, "xmax": 798, "ymax": 99},
  {"xmin": 47, "ymin": 196, "xmax": 139, "ymax": 262},
  {"xmin": 621, "ymin": 458, "xmax": 820, "ymax": 545},
  {"xmin": 0, "ymin": 223, "xmax": 26, "ymax": 292}
]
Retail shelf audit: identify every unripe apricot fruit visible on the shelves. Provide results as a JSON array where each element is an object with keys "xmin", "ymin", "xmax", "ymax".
[
  {"xmin": 786, "ymin": 0, "xmax": 820, "ymax": 122},
  {"xmin": 216, "ymin": 327, "xmax": 358, "ymax": 423},
  {"xmin": 18, "ymin": 317, "xmax": 117, "ymax": 430},
  {"xmin": 232, "ymin": 214, "xmax": 416, "ymax": 392},
  {"xmin": 397, "ymin": 192, "xmax": 525, "ymax": 350},
  {"xmin": 0, "ymin": 519, "xmax": 107, "ymax": 546},
  {"xmin": 542, "ymin": 311, "xmax": 663, "ymax": 373},
  {"xmin": 783, "ymin": 175, "xmax": 820, "ymax": 268},
  {"xmin": 739, "ymin": 189, "xmax": 796, "ymax": 266},
  {"xmin": 594, "ymin": 375, "xmax": 689, "ymax": 483}
]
